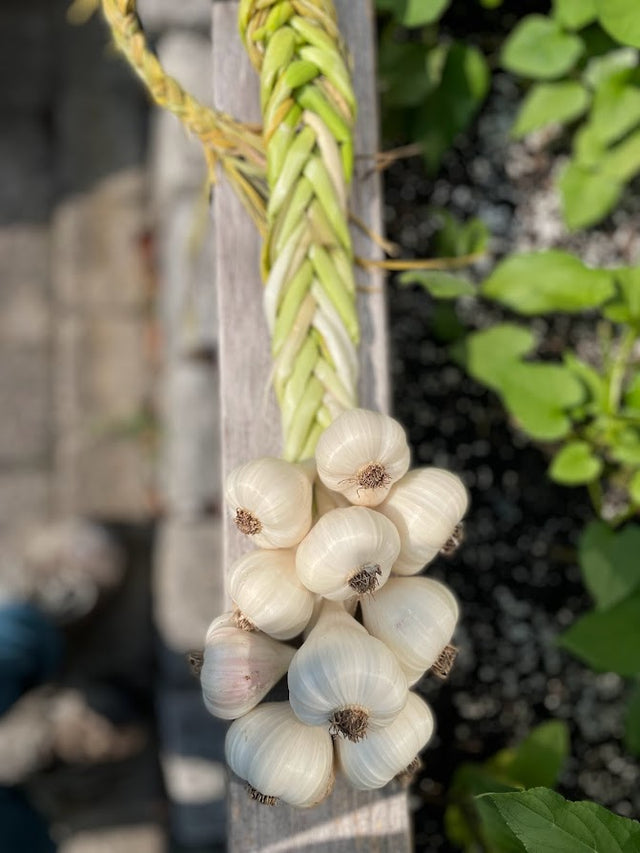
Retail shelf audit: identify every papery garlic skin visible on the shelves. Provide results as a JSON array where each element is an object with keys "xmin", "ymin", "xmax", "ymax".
[
  {"xmin": 337, "ymin": 692, "xmax": 435, "ymax": 790},
  {"xmin": 200, "ymin": 614, "xmax": 294, "ymax": 720},
  {"xmin": 288, "ymin": 602, "xmax": 408, "ymax": 740},
  {"xmin": 225, "ymin": 457, "xmax": 312, "ymax": 549},
  {"xmin": 361, "ymin": 577, "xmax": 458, "ymax": 685},
  {"xmin": 296, "ymin": 506, "xmax": 400, "ymax": 600},
  {"xmin": 225, "ymin": 702, "xmax": 335, "ymax": 808},
  {"xmin": 228, "ymin": 548, "xmax": 314, "ymax": 640},
  {"xmin": 379, "ymin": 467, "xmax": 468, "ymax": 574},
  {"xmin": 315, "ymin": 409, "xmax": 410, "ymax": 506}
]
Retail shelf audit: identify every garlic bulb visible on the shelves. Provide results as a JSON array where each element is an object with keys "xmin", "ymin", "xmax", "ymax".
[
  {"xmin": 296, "ymin": 506, "xmax": 400, "ymax": 599},
  {"xmin": 315, "ymin": 408, "xmax": 410, "ymax": 506},
  {"xmin": 361, "ymin": 576, "xmax": 459, "ymax": 684},
  {"xmin": 314, "ymin": 478, "xmax": 351, "ymax": 518},
  {"xmin": 379, "ymin": 467, "xmax": 468, "ymax": 574},
  {"xmin": 337, "ymin": 692, "xmax": 435, "ymax": 790},
  {"xmin": 228, "ymin": 548, "xmax": 314, "ymax": 640},
  {"xmin": 288, "ymin": 601, "xmax": 408, "ymax": 741},
  {"xmin": 200, "ymin": 614, "xmax": 294, "ymax": 720},
  {"xmin": 225, "ymin": 702, "xmax": 335, "ymax": 808},
  {"xmin": 225, "ymin": 457, "xmax": 312, "ymax": 549}
]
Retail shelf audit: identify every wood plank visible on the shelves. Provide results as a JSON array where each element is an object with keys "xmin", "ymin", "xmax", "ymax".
[{"xmin": 212, "ymin": 1, "xmax": 411, "ymax": 850}]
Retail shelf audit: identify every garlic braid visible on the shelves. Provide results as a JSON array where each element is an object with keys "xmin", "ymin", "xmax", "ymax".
[
  {"xmin": 239, "ymin": 0, "xmax": 360, "ymax": 461},
  {"xmin": 101, "ymin": 0, "xmax": 268, "ymax": 229}
]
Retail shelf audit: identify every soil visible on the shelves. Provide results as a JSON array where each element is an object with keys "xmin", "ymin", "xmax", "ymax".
[{"xmin": 383, "ymin": 72, "xmax": 640, "ymax": 850}]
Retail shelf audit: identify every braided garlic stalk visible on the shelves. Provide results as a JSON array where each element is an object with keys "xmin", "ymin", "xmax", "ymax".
[{"xmin": 239, "ymin": 0, "xmax": 360, "ymax": 461}]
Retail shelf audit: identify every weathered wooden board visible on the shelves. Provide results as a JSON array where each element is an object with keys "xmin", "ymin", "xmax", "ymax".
[{"xmin": 212, "ymin": 1, "xmax": 411, "ymax": 850}]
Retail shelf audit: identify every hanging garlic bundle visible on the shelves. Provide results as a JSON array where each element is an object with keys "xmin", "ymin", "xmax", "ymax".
[
  {"xmin": 203, "ymin": 403, "xmax": 468, "ymax": 807},
  {"xmin": 225, "ymin": 702, "xmax": 335, "ymax": 808},
  {"xmin": 336, "ymin": 692, "xmax": 435, "ymax": 790},
  {"xmin": 288, "ymin": 601, "xmax": 408, "ymax": 741},
  {"xmin": 200, "ymin": 614, "xmax": 295, "ymax": 719}
]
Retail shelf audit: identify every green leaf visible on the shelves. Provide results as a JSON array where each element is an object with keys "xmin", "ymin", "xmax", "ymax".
[
  {"xmin": 481, "ymin": 251, "xmax": 616, "ymax": 314},
  {"xmin": 609, "ymin": 427, "xmax": 640, "ymax": 465},
  {"xmin": 584, "ymin": 48, "xmax": 639, "ymax": 90},
  {"xmin": 399, "ymin": 0, "xmax": 450, "ymax": 27},
  {"xmin": 578, "ymin": 521, "xmax": 640, "ymax": 610},
  {"xmin": 501, "ymin": 16, "xmax": 584, "ymax": 80},
  {"xmin": 483, "ymin": 787, "xmax": 640, "ymax": 852},
  {"xmin": 553, "ymin": 0, "xmax": 597, "ymax": 30},
  {"xmin": 463, "ymin": 325, "xmax": 585, "ymax": 440},
  {"xmin": 573, "ymin": 124, "xmax": 606, "ymax": 169},
  {"xmin": 378, "ymin": 38, "xmax": 433, "ymax": 108},
  {"xmin": 563, "ymin": 352, "xmax": 607, "ymax": 409},
  {"xmin": 432, "ymin": 210, "xmax": 490, "ymax": 257},
  {"xmin": 560, "ymin": 591, "xmax": 640, "ymax": 675},
  {"xmin": 488, "ymin": 721, "xmax": 570, "ymax": 790},
  {"xmin": 604, "ymin": 266, "xmax": 640, "ymax": 323},
  {"xmin": 549, "ymin": 441, "xmax": 603, "ymax": 485},
  {"xmin": 624, "ymin": 682, "xmax": 640, "ymax": 755},
  {"xmin": 596, "ymin": 0, "xmax": 640, "ymax": 49},
  {"xmin": 590, "ymin": 73, "xmax": 640, "ymax": 146},
  {"xmin": 624, "ymin": 373, "xmax": 640, "ymax": 413},
  {"xmin": 602, "ymin": 128, "xmax": 640, "ymax": 182},
  {"xmin": 398, "ymin": 270, "xmax": 475, "ymax": 298},
  {"xmin": 416, "ymin": 42, "xmax": 490, "ymax": 173},
  {"xmin": 558, "ymin": 161, "xmax": 623, "ymax": 230},
  {"xmin": 512, "ymin": 82, "xmax": 590, "ymax": 138},
  {"xmin": 630, "ymin": 471, "xmax": 640, "ymax": 504}
]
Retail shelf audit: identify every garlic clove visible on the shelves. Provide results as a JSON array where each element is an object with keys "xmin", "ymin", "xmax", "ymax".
[
  {"xmin": 361, "ymin": 576, "xmax": 459, "ymax": 685},
  {"xmin": 336, "ymin": 692, "xmax": 435, "ymax": 790},
  {"xmin": 200, "ymin": 613, "xmax": 294, "ymax": 720},
  {"xmin": 228, "ymin": 548, "xmax": 315, "ymax": 640},
  {"xmin": 379, "ymin": 467, "xmax": 468, "ymax": 575},
  {"xmin": 315, "ymin": 408, "xmax": 410, "ymax": 506},
  {"xmin": 225, "ymin": 457, "xmax": 313, "ymax": 549},
  {"xmin": 288, "ymin": 601, "xmax": 408, "ymax": 741},
  {"xmin": 296, "ymin": 506, "xmax": 400, "ymax": 600},
  {"xmin": 225, "ymin": 702, "xmax": 335, "ymax": 808}
]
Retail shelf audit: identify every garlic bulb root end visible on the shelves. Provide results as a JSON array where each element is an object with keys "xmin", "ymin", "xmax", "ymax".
[
  {"xmin": 440, "ymin": 522, "xmax": 464, "ymax": 556},
  {"xmin": 248, "ymin": 785, "xmax": 278, "ymax": 806},
  {"xmin": 355, "ymin": 462, "xmax": 391, "ymax": 491},
  {"xmin": 395, "ymin": 755, "xmax": 423, "ymax": 788},
  {"xmin": 233, "ymin": 607, "xmax": 256, "ymax": 632},
  {"xmin": 330, "ymin": 705, "xmax": 369, "ymax": 742},
  {"xmin": 431, "ymin": 644, "xmax": 458, "ymax": 679},
  {"xmin": 348, "ymin": 563, "xmax": 382, "ymax": 595},
  {"xmin": 187, "ymin": 650, "xmax": 204, "ymax": 677},
  {"xmin": 235, "ymin": 507, "xmax": 262, "ymax": 536}
]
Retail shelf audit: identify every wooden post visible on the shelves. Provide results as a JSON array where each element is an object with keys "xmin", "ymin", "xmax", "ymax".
[{"xmin": 212, "ymin": 1, "xmax": 412, "ymax": 849}]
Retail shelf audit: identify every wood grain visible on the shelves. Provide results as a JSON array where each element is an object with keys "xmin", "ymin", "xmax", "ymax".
[{"xmin": 212, "ymin": 1, "xmax": 411, "ymax": 849}]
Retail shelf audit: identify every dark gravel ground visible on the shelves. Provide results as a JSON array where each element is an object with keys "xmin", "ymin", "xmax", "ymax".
[{"xmin": 382, "ymin": 78, "xmax": 640, "ymax": 851}]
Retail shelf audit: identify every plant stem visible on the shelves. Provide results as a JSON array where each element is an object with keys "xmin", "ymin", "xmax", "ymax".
[
  {"xmin": 587, "ymin": 479, "xmax": 603, "ymax": 517},
  {"xmin": 607, "ymin": 326, "xmax": 636, "ymax": 415}
]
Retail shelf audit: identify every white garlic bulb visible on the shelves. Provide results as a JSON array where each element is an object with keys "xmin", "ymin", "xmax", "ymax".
[
  {"xmin": 225, "ymin": 457, "xmax": 312, "ymax": 548},
  {"xmin": 378, "ymin": 467, "xmax": 468, "ymax": 574},
  {"xmin": 200, "ymin": 614, "xmax": 294, "ymax": 720},
  {"xmin": 296, "ymin": 506, "xmax": 400, "ymax": 599},
  {"xmin": 361, "ymin": 576, "xmax": 459, "ymax": 684},
  {"xmin": 314, "ymin": 478, "xmax": 351, "ymax": 517},
  {"xmin": 288, "ymin": 601, "xmax": 408, "ymax": 741},
  {"xmin": 228, "ymin": 548, "xmax": 314, "ymax": 640},
  {"xmin": 337, "ymin": 692, "xmax": 435, "ymax": 790},
  {"xmin": 315, "ymin": 408, "xmax": 410, "ymax": 506},
  {"xmin": 225, "ymin": 702, "xmax": 335, "ymax": 808}
]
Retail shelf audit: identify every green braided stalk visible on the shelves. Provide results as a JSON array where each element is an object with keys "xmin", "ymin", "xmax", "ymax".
[{"xmin": 239, "ymin": 0, "xmax": 360, "ymax": 462}]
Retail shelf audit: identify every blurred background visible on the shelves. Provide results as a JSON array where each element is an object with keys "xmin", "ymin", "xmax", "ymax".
[{"xmin": 1, "ymin": 0, "xmax": 639, "ymax": 851}]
